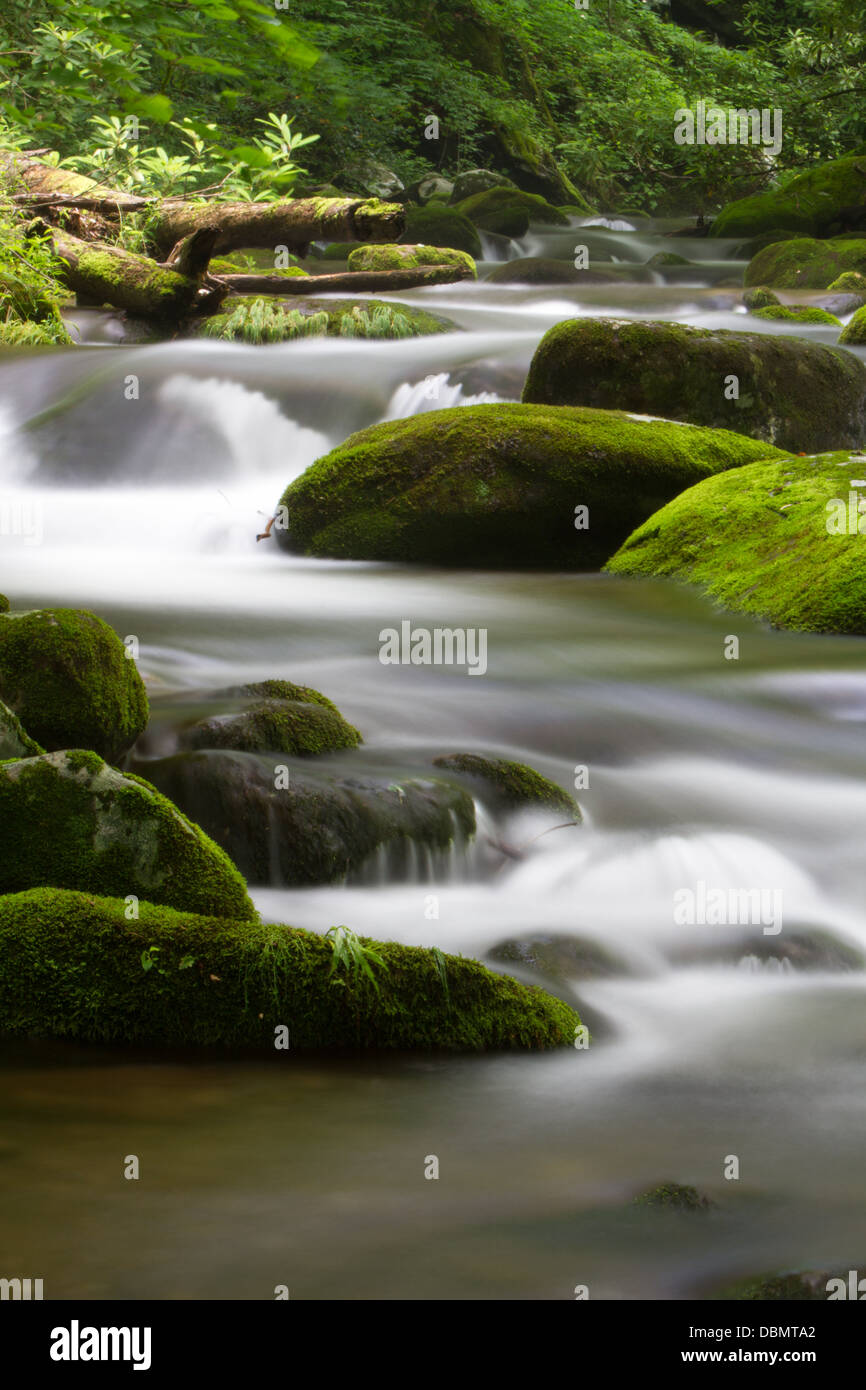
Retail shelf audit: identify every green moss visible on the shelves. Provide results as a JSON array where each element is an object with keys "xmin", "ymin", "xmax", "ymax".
[
  {"xmin": 452, "ymin": 187, "xmax": 567, "ymax": 236},
  {"xmin": 733, "ymin": 230, "xmax": 801, "ymax": 260},
  {"xmin": 232, "ymin": 679, "xmax": 343, "ymax": 713},
  {"xmin": 0, "ymin": 608, "xmax": 148, "ymax": 762},
  {"xmin": 839, "ymin": 305, "xmax": 866, "ymax": 345},
  {"xmin": 0, "ymin": 699, "xmax": 44, "ymax": 759},
  {"xmin": 752, "ymin": 305, "xmax": 841, "ymax": 325},
  {"xmin": 0, "ymin": 888, "xmax": 580, "ymax": 1050},
  {"xmin": 183, "ymin": 697, "xmax": 362, "ymax": 756},
  {"xmin": 606, "ymin": 450, "xmax": 866, "ymax": 635},
  {"xmin": 745, "ymin": 237, "xmax": 866, "ymax": 290},
  {"xmin": 432, "ymin": 753, "xmax": 579, "ymax": 817},
  {"xmin": 710, "ymin": 156, "xmax": 866, "ymax": 239},
  {"xmin": 522, "ymin": 317, "xmax": 866, "ymax": 454},
  {"xmin": 402, "ymin": 204, "xmax": 481, "ymax": 257},
  {"xmin": 485, "ymin": 257, "xmax": 610, "ymax": 285},
  {"xmin": 0, "ymin": 594, "xmax": 8, "ymax": 614},
  {"xmin": 276, "ymin": 403, "xmax": 784, "ymax": 568},
  {"xmin": 209, "ymin": 255, "xmax": 308, "ymax": 277},
  {"xmin": 828, "ymin": 271, "xmax": 866, "ymax": 294},
  {"xmin": 0, "ymin": 751, "xmax": 256, "ymax": 919},
  {"xmin": 742, "ymin": 286, "xmax": 780, "ymax": 310},
  {"xmin": 346, "ymin": 243, "xmax": 476, "ymax": 278}
]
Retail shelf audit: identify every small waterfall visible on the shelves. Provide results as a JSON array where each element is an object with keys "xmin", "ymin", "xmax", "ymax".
[{"xmin": 384, "ymin": 372, "xmax": 504, "ymax": 419}]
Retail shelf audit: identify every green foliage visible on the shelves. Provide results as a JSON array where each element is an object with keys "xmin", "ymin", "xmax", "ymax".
[
  {"xmin": 203, "ymin": 298, "xmax": 424, "ymax": 343},
  {"xmin": 0, "ymin": 200, "xmax": 71, "ymax": 345},
  {"xmin": 325, "ymin": 925, "xmax": 389, "ymax": 996}
]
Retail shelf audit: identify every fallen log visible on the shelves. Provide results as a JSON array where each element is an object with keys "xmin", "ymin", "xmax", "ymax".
[
  {"xmin": 147, "ymin": 196, "xmax": 406, "ymax": 256},
  {"xmin": 52, "ymin": 228, "xmax": 227, "ymax": 320},
  {"xmin": 2, "ymin": 154, "xmax": 146, "ymax": 214},
  {"xmin": 215, "ymin": 264, "xmax": 472, "ymax": 294}
]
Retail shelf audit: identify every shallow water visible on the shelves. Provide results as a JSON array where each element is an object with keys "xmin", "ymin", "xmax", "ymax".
[{"xmin": 2, "ymin": 220, "xmax": 866, "ymax": 1299}]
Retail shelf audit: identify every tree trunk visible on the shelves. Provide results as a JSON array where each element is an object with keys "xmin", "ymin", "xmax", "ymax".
[
  {"xmin": 215, "ymin": 265, "xmax": 471, "ymax": 294},
  {"xmin": 2, "ymin": 154, "xmax": 146, "ymax": 214},
  {"xmin": 52, "ymin": 230, "xmax": 225, "ymax": 320},
  {"xmin": 147, "ymin": 196, "xmax": 406, "ymax": 256}
]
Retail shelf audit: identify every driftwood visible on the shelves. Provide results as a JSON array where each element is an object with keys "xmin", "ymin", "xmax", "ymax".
[
  {"xmin": 52, "ymin": 227, "xmax": 227, "ymax": 320},
  {"xmin": 215, "ymin": 265, "xmax": 471, "ymax": 294},
  {"xmin": 147, "ymin": 196, "xmax": 406, "ymax": 255}
]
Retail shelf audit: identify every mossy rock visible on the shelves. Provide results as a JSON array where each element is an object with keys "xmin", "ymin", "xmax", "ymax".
[
  {"xmin": 633, "ymin": 1183, "xmax": 713, "ymax": 1212},
  {"xmin": 276, "ymin": 403, "xmax": 783, "ymax": 568},
  {"xmin": 346, "ymin": 243, "xmax": 476, "ymax": 278},
  {"xmin": 752, "ymin": 305, "xmax": 841, "ymax": 326},
  {"xmin": 606, "ymin": 450, "xmax": 866, "ymax": 635},
  {"xmin": 0, "ymin": 608, "xmax": 148, "ymax": 763},
  {"xmin": 0, "ymin": 699, "xmax": 43, "ymax": 759},
  {"xmin": 224, "ymin": 679, "xmax": 344, "ymax": 714},
  {"xmin": 646, "ymin": 251, "xmax": 690, "ymax": 267},
  {"xmin": 745, "ymin": 237, "xmax": 866, "ymax": 290},
  {"xmin": 432, "ymin": 753, "xmax": 579, "ymax": 817},
  {"xmin": 839, "ymin": 305, "xmax": 866, "ymax": 345},
  {"xmin": 522, "ymin": 318, "xmax": 866, "ymax": 454},
  {"xmin": 401, "ymin": 204, "xmax": 481, "ymax": 257},
  {"xmin": 710, "ymin": 155, "xmax": 866, "ymax": 239},
  {"xmin": 488, "ymin": 933, "xmax": 625, "ymax": 983},
  {"xmin": 181, "ymin": 697, "xmax": 362, "ymax": 757},
  {"xmin": 828, "ymin": 271, "xmax": 866, "ymax": 294},
  {"xmin": 484, "ymin": 257, "xmax": 612, "ymax": 285},
  {"xmin": 452, "ymin": 187, "xmax": 567, "ymax": 237},
  {"xmin": 742, "ymin": 286, "xmax": 780, "ymax": 310},
  {"xmin": 0, "ymin": 750, "xmax": 256, "ymax": 919},
  {"xmin": 209, "ymin": 255, "xmax": 307, "ymax": 277},
  {"xmin": 449, "ymin": 169, "xmax": 515, "ymax": 203},
  {"xmin": 139, "ymin": 751, "xmax": 477, "ymax": 887},
  {"xmin": 195, "ymin": 296, "xmax": 456, "ymax": 341},
  {"xmin": 0, "ymin": 888, "xmax": 580, "ymax": 1051}
]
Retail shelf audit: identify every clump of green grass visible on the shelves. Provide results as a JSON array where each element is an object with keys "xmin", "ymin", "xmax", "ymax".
[
  {"xmin": 202, "ymin": 297, "xmax": 423, "ymax": 343},
  {"xmin": 325, "ymin": 925, "xmax": 389, "ymax": 995}
]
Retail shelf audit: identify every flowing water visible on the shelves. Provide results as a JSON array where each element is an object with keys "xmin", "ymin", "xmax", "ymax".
[{"xmin": 2, "ymin": 220, "xmax": 866, "ymax": 1300}]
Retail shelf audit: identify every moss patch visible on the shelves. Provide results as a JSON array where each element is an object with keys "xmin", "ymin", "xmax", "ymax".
[
  {"xmin": 276, "ymin": 403, "xmax": 784, "ymax": 568},
  {"xmin": 710, "ymin": 156, "xmax": 866, "ymax": 239},
  {"xmin": 606, "ymin": 449, "xmax": 866, "ymax": 635},
  {"xmin": 0, "ymin": 699, "xmax": 44, "ymax": 759},
  {"xmin": 402, "ymin": 204, "xmax": 481, "ymax": 257},
  {"xmin": 839, "ymin": 306, "xmax": 866, "ymax": 345},
  {"xmin": 0, "ymin": 608, "xmax": 148, "ymax": 763},
  {"xmin": 633, "ymin": 1183, "xmax": 713, "ymax": 1212},
  {"xmin": 752, "ymin": 305, "xmax": 841, "ymax": 325},
  {"xmin": 522, "ymin": 318, "xmax": 866, "ymax": 454},
  {"xmin": 452, "ymin": 187, "xmax": 567, "ymax": 236},
  {"xmin": 0, "ymin": 751, "xmax": 256, "ymax": 919},
  {"xmin": 0, "ymin": 888, "xmax": 580, "ymax": 1051},
  {"xmin": 829, "ymin": 271, "xmax": 866, "ymax": 294},
  {"xmin": 182, "ymin": 697, "xmax": 362, "ymax": 757},
  {"xmin": 742, "ymin": 286, "xmax": 780, "ymax": 310},
  {"xmin": 745, "ymin": 237, "xmax": 866, "ymax": 290},
  {"xmin": 346, "ymin": 243, "xmax": 476, "ymax": 277},
  {"xmin": 432, "ymin": 753, "xmax": 579, "ymax": 817},
  {"xmin": 194, "ymin": 295, "xmax": 454, "ymax": 340}
]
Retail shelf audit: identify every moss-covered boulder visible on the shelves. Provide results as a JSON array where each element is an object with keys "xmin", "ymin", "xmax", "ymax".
[
  {"xmin": 646, "ymin": 251, "xmax": 690, "ymax": 267},
  {"xmin": 0, "ymin": 608, "xmax": 148, "ymax": 763},
  {"xmin": 401, "ymin": 204, "xmax": 481, "ymax": 257},
  {"xmin": 139, "ymin": 751, "xmax": 477, "ymax": 886},
  {"xmin": 633, "ymin": 1183, "xmax": 713, "ymax": 1212},
  {"xmin": 0, "ymin": 888, "xmax": 579, "ymax": 1050},
  {"xmin": 0, "ymin": 700, "xmax": 43, "ymax": 759},
  {"xmin": 180, "ymin": 695, "xmax": 362, "ymax": 757},
  {"xmin": 452, "ymin": 187, "xmax": 567, "ymax": 236},
  {"xmin": 0, "ymin": 750, "xmax": 256, "ymax": 919},
  {"xmin": 839, "ymin": 306, "xmax": 866, "ymax": 345},
  {"xmin": 346, "ymin": 243, "xmax": 476, "ymax": 278},
  {"xmin": 606, "ymin": 449, "xmax": 866, "ymax": 635},
  {"xmin": 449, "ymin": 169, "xmax": 515, "ymax": 203},
  {"xmin": 484, "ymin": 257, "xmax": 613, "ymax": 285},
  {"xmin": 275, "ymin": 403, "xmax": 783, "ymax": 568},
  {"xmin": 745, "ymin": 237, "xmax": 866, "ymax": 290},
  {"xmin": 829, "ymin": 271, "xmax": 866, "ymax": 294},
  {"xmin": 432, "ymin": 753, "xmax": 579, "ymax": 817},
  {"xmin": 742, "ymin": 286, "xmax": 780, "ymax": 310},
  {"xmin": 196, "ymin": 295, "xmax": 455, "ymax": 341},
  {"xmin": 710, "ymin": 155, "xmax": 866, "ymax": 239},
  {"xmin": 733, "ymin": 229, "xmax": 800, "ymax": 260},
  {"xmin": 522, "ymin": 319, "xmax": 866, "ymax": 454},
  {"xmin": 752, "ymin": 305, "xmax": 841, "ymax": 326}
]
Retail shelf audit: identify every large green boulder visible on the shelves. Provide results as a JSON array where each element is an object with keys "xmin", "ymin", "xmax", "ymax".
[
  {"xmin": 401, "ymin": 204, "xmax": 481, "ymax": 257},
  {"xmin": 346, "ymin": 243, "xmax": 476, "ymax": 277},
  {"xmin": 275, "ymin": 403, "xmax": 783, "ymax": 568},
  {"xmin": 0, "ymin": 700, "xmax": 43, "ymax": 759},
  {"xmin": 744, "ymin": 237, "xmax": 866, "ymax": 290},
  {"xmin": 606, "ymin": 449, "xmax": 866, "ymax": 635},
  {"xmin": 522, "ymin": 319, "xmax": 866, "ymax": 454},
  {"xmin": 0, "ymin": 608, "xmax": 148, "ymax": 763},
  {"xmin": 452, "ymin": 187, "xmax": 567, "ymax": 236},
  {"xmin": 0, "ymin": 750, "xmax": 256, "ymax": 919},
  {"xmin": 0, "ymin": 888, "xmax": 580, "ymax": 1050},
  {"xmin": 710, "ymin": 156, "xmax": 866, "ymax": 239}
]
